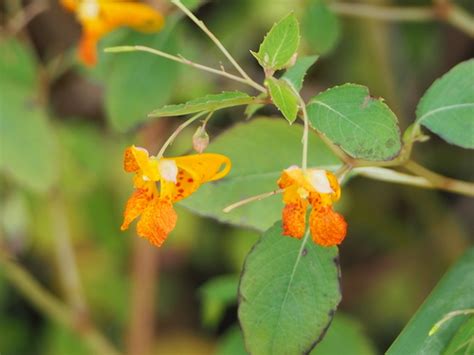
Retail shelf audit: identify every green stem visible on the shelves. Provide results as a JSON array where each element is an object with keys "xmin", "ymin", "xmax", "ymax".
[
  {"xmin": 156, "ymin": 111, "xmax": 208, "ymax": 159},
  {"xmin": 105, "ymin": 46, "xmax": 266, "ymax": 93},
  {"xmin": 0, "ymin": 251, "xmax": 122, "ymax": 355},
  {"xmin": 429, "ymin": 309, "xmax": 474, "ymax": 336},
  {"xmin": 404, "ymin": 160, "xmax": 474, "ymax": 197},
  {"xmin": 171, "ymin": 0, "xmax": 265, "ymax": 91}
]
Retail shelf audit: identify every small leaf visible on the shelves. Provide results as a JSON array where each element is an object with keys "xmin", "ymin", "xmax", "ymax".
[
  {"xmin": 387, "ymin": 247, "xmax": 474, "ymax": 355},
  {"xmin": 252, "ymin": 13, "xmax": 300, "ymax": 71},
  {"xmin": 416, "ymin": 59, "xmax": 474, "ymax": 149},
  {"xmin": 282, "ymin": 55, "xmax": 319, "ymax": 92},
  {"xmin": 104, "ymin": 25, "xmax": 179, "ymax": 132},
  {"xmin": 149, "ymin": 91, "xmax": 254, "ymax": 117},
  {"xmin": 266, "ymin": 77, "xmax": 299, "ymax": 123},
  {"xmin": 307, "ymin": 84, "xmax": 402, "ymax": 161},
  {"xmin": 238, "ymin": 223, "xmax": 341, "ymax": 355},
  {"xmin": 199, "ymin": 275, "xmax": 239, "ymax": 329},
  {"xmin": 179, "ymin": 118, "xmax": 340, "ymax": 231},
  {"xmin": 302, "ymin": 0, "xmax": 341, "ymax": 55}
]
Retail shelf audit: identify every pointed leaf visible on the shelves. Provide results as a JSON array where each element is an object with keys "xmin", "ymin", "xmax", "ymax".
[
  {"xmin": 282, "ymin": 55, "xmax": 319, "ymax": 91},
  {"xmin": 238, "ymin": 223, "xmax": 341, "ymax": 355},
  {"xmin": 179, "ymin": 118, "xmax": 340, "ymax": 231},
  {"xmin": 307, "ymin": 84, "xmax": 402, "ymax": 160},
  {"xmin": 387, "ymin": 247, "xmax": 474, "ymax": 355},
  {"xmin": 252, "ymin": 13, "xmax": 300, "ymax": 71},
  {"xmin": 416, "ymin": 59, "xmax": 474, "ymax": 149},
  {"xmin": 266, "ymin": 77, "xmax": 299, "ymax": 123},
  {"xmin": 149, "ymin": 91, "xmax": 254, "ymax": 117}
]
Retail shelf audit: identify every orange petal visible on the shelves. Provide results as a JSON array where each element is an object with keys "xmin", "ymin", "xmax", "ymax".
[
  {"xmin": 136, "ymin": 198, "xmax": 177, "ymax": 247},
  {"xmin": 78, "ymin": 33, "xmax": 98, "ymax": 66},
  {"xmin": 100, "ymin": 3, "xmax": 164, "ymax": 33},
  {"xmin": 309, "ymin": 206, "xmax": 347, "ymax": 247},
  {"xmin": 121, "ymin": 188, "xmax": 152, "ymax": 231},
  {"xmin": 282, "ymin": 199, "xmax": 308, "ymax": 239},
  {"xmin": 124, "ymin": 146, "xmax": 140, "ymax": 172},
  {"xmin": 173, "ymin": 153, "xmax": 231, "ymax": 184},
  {"xmin": 60, "ymin": 0, "xmax": 76, "ymax": 12}
]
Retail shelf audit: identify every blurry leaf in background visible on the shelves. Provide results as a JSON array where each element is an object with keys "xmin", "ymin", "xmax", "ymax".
[
  {"xmin": 199, "ymin": 274, "xmax": 239, "ymax": 329},
  {"xmin": 387, "ymin": 247, "xmax": 474, "ymax": 355},
  {"xmin": 149, "ymin": 91, "xmax": 255, "ymax": 117},
  {"xmin": 416, "ymin": 59, "xmax": 474, "ymax": 149},
  {"xmin": 215, "ymin": 326, "xmax": 247, "ymax": 355},
  {"xmin": 443, "ymin": 316, "xmax": 474, "ymax": 355},
  {"xmin": 0, "ymin": 39, "xmax": 58, "ymax": 193},
  {"xmin": 251, "ymin": 13, "xmax": 300, "ymax": 71},
  {"xmin": 310, "ymin": 314, "xmax": 376, "ymax": 355},
  {"xmin": 40, "ymin": 323, "xmax": 89, "ymax": 355},
  {"xmin": 307, "ymin": 84, "xmax": 402, "ymax": 161},
  {"xmin": 266, "ymin": 77, "xmax": 299, "ymax": 123},
  {"xmin": 104, "ymin": 24, "xmax": 179, "ymax": 132},
  {"xmin": 238, "ymin": 222, "xmax": 341, "ymax": 354},
  {"xmin": 180, "ymin": 118, "xmax": 340, "ymax": 231},
  {"xmin": 282, "ymin": 55, "xmax": 319, "ymax": 92},
  {"xmin": 301, "ymin": 0, "xmax": 341, "ymax": 55},
  {"xmin": 0, "ymin": 191, "xmax": 29, "ymax": 249}
]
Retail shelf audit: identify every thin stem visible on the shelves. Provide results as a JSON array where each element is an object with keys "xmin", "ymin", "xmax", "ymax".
[
  {"xmin": 156, "ymin": 112, "xmax": 208, "ymax": 159},
  {"xmin": 330, "ymin": 3, "xmax": 435, "ymax": 22},
  {"xmin": 335, "ymin": 163, "xmax": 353, "ymax": 184},
  {"xmin": 0, "ymin": 251, "xmax": 121, "ymax": 355},
  {"xmin": 171, "ymin": 0, "xmax": 264, "ymax": 90},
  {"xmin": 429, "ymin": 309, "xmax": 474, "ymax": 336},
  {"xmin": 447, "ymin": 5, "xmax": 474, "ymax": 37},
  {"xmin": 296, "ymin": 95, "xmax": 310, "ymax": 171},
  {"xmin": 105, "ymin": 46, "xmax": 265, "ymax": 93},
  {"xmin": 404, "ymin": 160, "xmax": 474, "ymax": 197},
  {"xmin": 223, "ymin": 189, "xmax": 283, "ymax": 213}
]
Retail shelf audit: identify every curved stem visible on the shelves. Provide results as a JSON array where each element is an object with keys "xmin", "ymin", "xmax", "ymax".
[
  {"xmin": 429, "ymin": 309, "xmax": 474, "ymax": 336},
  {"xmin": 171, "ymin": 0, "xmax": 265, "ymax": 91},
  {"xmin": 0, "ymin": 251, "xmax": 121, "ymax": 355},
  {"xmin": 404, "ymin": 160, "xmax": 474, "ymax": 196},
  {"xmin": 223, "ymin": 189, "xmax": 283, "ymax": 213},
  {"xmin": 156, "ymin": 112, "xmax": 208, "ymax": 159},
  {"xmin": 105, "ymin": 46, "xmax": 266, "ymax": 93}
]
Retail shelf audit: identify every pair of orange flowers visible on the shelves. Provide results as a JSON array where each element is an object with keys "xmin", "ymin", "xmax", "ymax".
[{"xmin": 121, "ymin": 146, "xmax": 347, "ymax": 248}]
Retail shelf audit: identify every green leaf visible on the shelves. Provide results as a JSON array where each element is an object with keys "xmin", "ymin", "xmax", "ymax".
[
  {"xmin": 238, "ymin": 223, "xmax": 341, "ymax": 355},
  {"xmin": 149, "ymin": 91, "xmax": 254, "ymax": 117},
  {"xmin": 179, "ymin": 118, "xmax": 340, "ymax": 231},
  {"xmin": 311, "ymin": 314, "xmax": 376, "ymax": 355},
  {"xmin": 215, "ymin": 326, "xmax": 247, "ymax": 355},
  {"xmin": 307, "ymin": 84, "xmax": 402, "ymax": 160},
  {"xmin": 252, "ymin": 13, "xmax": 300, "ymax": 71},
  {"xmin": 0, "ymin": 40, "xmax": 58, "ymax": 193},
  {"xmin": 302, "ymin": 0, "xmax": 341, "ymax": 55},
  {"xmin": 244, "ymin": 93, "xmax": 267, "ymax": 119},
  {"xmin": 387, "ymin": 247, "xmax": 474, "ymax": 355},
  {"xmin": 416, "ymin": 59, "xmax": 474, "ymax": 149},
  {"xmin": 443, "ymin": 316, "xmax": 474, "ymax": 355},
  {"xmin": 282, "ymin": 55, "xmax": 319, "ymax": 92},
  {"xmin": 199, "ymin": 275, "xmax": 239, "ymax": 329},
  {"xmin": 104, "ymin": 26, "xmax": 179, "ymax": 132},
  {"xmin": 266, "ymin": 77, "xmax": 299, "ymax": 123}
]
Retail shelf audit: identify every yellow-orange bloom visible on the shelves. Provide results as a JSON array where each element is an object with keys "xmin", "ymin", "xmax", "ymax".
[
  {"xmin": 60, "ymin": 0, "xmax": 164, "ymax": 66},
  {"xmin": 277, "ymin": 166, "xmax": 347, "ymax": 247},
  {"xmin": 121, "ymin": 145, "xmax": 231, "ymax": 247}
]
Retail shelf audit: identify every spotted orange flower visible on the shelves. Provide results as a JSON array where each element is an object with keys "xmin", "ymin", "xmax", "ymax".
[
  {"xmin": 277, "ymin": 166, "xmax": 347, "ymax": 246},
  {"xmin": 121, "ymin": 145, "xmax": 231, "ymax": 247},
  {"xmin": 60, "ymin": 0, "xmax": 164, "ymax": 66}
]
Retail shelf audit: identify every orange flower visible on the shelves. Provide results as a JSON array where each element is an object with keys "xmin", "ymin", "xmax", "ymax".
[
  {"xmin": 121, "ymin": 145, "xmax": 231, "ymax": 247},
  {"xmin": 60, "ymin": 0, "xmax": 164, "ymax": 66},
  {"xmin": 277, "ymin": 166, "xmax": 347, "ymax": 246}
]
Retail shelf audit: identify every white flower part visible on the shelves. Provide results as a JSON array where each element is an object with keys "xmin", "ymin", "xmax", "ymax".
[
  {"xmin": 308, "ymin": 169, "xmax": 333, "ymax": 194},
  {"xmin": 78, "ymin": 0, "xmax": 100, "ymax": 20},
  {"xmin": 285, "ymin": 165, "xmax": 299, "ymax": 172},
  {"xmin": 158, "ymin": 160, "xmax": 178, "ymax": 183},
  {"xmin": 142, "ymin": 175, "xmax": 150, "ymax": 181},
  {"xmin": 134, "ymin": 146, "xmax": 148, "ymax": 153}
]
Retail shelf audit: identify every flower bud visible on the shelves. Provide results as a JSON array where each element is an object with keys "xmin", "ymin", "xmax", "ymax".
[{"xmin": 192, "ymin": 125, "xmax": 209, "ymax": 153}]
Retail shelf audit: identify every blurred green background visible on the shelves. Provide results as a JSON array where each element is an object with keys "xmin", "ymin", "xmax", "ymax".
[{"xmin": 0, "ymin": 0, "xmax": 473, "ymax": 354}]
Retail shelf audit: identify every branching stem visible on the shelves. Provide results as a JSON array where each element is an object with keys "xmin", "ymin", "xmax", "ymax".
[{"xmin": 223, "ymin": 189, "xmax": 283, "ymax": 213}]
